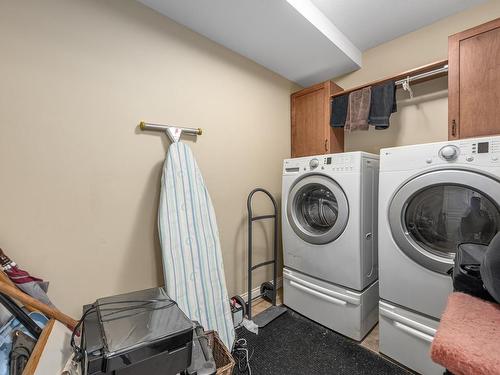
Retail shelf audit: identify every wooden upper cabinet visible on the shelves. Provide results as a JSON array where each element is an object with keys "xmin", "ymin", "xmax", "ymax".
[
  {"xmin": 291, "ymin": 81, "xmax": 344, "ymax": 158},
  {"xmin": 448, "ymin": 18, "xmax": 500, "ymax": 140}
]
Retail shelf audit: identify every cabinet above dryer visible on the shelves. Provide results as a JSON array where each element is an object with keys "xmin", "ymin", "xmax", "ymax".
[{"xmin": 448, "ymin": 17, "xmax": 500, "ymax": 140}]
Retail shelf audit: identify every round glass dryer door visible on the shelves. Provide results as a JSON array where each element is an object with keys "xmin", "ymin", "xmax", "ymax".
[
  {"xmin": 389, "ymin": 170, "xmax": 500, "ymax": 274},
  {"xmin": 287, "ymin": 174, "xmax": 349, "ymax": 245}
]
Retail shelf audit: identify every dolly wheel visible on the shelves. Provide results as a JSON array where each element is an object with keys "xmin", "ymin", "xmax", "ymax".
[{"xmin": 260, "ymin": 281, "xmax": 275, "ymax": 302}]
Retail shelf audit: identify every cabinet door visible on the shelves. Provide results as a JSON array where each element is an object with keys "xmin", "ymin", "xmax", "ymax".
[
  {"xmin": 291, "ymin": 81, "xmax": 343, "ymax": 158},
  {"xmin": 291, "ymin": 83, "xmax": 329, "ymax": 158},
  {"xmin": 449, "ymin": 18, "xmax": 500, "ymax": 140}
]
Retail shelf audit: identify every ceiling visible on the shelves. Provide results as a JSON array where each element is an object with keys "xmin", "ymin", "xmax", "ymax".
[
  {"xmin": 138, "ymin": 0, "xmax": 486, "ymax": 86},
  {"xmin": 311, "ymin": 0, "xmax": 487, "ymax": 51}
]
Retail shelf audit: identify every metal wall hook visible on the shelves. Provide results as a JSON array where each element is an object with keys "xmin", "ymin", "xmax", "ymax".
[
  {"xmin": 139, "ymin": 121, "xmax": 203, "ymax": 143},
  {"xmin": 165, "ymin": 127, "xmax": 183, "ymax": 143},
  {"xmin": 402, "ymin": 76, "xmax": 414, "ymax": 99}
]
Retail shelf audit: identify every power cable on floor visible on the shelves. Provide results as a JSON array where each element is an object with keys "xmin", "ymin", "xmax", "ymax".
[{"xmin": 233, "ymin": 338, "xmax": 253, "ymax": 375}]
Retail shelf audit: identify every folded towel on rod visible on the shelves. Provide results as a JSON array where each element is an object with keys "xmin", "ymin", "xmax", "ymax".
[
  {"xmin": 330, "ymin": 94, "xmax": 349, "ymax": 128},
  {"xmin": 368, "ymin": 81, "xmax": 397, "ymax": 129},
  {"xmin": 345, "ymin": 87, "xmax": 371, "ymax": 132}
]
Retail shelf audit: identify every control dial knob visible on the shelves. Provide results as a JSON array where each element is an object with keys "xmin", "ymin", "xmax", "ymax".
[
  {"xmin": 439, "ymin": 145, "xmax": 459, "ymax": 161},
  {"xmin": 309, "ymin": 158, "xmax": 320, "ymax": 169}
]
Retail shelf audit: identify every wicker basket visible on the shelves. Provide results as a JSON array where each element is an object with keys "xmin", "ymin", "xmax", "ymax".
[{"xmin": 206, "ymin": 330, "xmax": 235, "ymax": 375}]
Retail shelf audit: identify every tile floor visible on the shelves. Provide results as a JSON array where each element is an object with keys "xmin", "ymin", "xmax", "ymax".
[{"xmin": 251, "ymin": 288, "xmax": 380, "ymax": 353}]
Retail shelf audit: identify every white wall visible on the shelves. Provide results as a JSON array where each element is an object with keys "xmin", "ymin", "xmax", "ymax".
[{"xmin": 0, "ymin": 0, "xmax": 296, "ymax": 316}]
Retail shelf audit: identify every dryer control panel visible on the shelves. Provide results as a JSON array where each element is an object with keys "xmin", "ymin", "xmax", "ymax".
[
  {"xmin": 447, "ymin": 138, "xmax": 500, "ymax": 166},
  {"xmin": 381, "ymin": 136, "xmax": 500, "ymax": 172},
  {"xmin": 458, "ymin": 138, "xmax": 500, "ymax": 161}
]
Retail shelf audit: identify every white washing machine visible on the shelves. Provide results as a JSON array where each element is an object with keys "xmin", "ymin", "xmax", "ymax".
[
  {"xmin": 378, "ymin": 136, "xmax": 500, "ymax": 375},
  {"xmin": 282, "ymin": 152, "xmax": 379, "ymax": 340}
]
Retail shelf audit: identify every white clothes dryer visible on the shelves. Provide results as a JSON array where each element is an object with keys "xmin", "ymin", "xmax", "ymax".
[{"xmin": 378, "ymin": 136, "xmax": 500, "ymax": 374}]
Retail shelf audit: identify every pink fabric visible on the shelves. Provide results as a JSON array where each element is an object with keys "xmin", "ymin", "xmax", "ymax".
[
  {"xmin": 0, "ymin": 247, "xmax": 53, "ymax": 306},
  {"xmin": 431, "ymin": 292, "xmax": 500, "ymax": 375},
  {"xmin": 5, "ymin": 266, "xmax": 43, "ymax": 284}
]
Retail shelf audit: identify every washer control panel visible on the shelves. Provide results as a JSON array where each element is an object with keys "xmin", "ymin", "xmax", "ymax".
[
  {"xmin": 284, "ymin": 154, "xmax": 356, "ymax": 173},
  {"xmin": 327, "ymin": 155, "xmax": 355, "ymax": 172},
  {"xmin": 309, "ymin": 158, "xmax": 319, "ymax": 169}
]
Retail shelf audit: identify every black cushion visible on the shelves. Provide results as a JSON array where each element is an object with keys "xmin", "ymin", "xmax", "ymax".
[
  {"xmin": 453, "ymin": 242, "xmax": 492, "ymax": 301},
  {"xmin": 481, "ymin": 232, "xmax": 500, "ymax": 303}
]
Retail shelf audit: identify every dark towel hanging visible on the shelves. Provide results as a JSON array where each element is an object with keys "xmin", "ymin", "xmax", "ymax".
[
  {"xmin": 368, "ymin": 81, "xmax": 397, "ymax": 129},
  {"xmin": 330, "ymin": 94, "xmax": 349, "ymax": 128}
]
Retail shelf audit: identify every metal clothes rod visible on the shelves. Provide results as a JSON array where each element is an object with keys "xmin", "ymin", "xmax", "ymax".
[
  {"xmin": 331, "ymin": 59, "xmax": 449, "ymax": 99},
  {"xmin": 139, "ymin": 121, "xmax": 203, "ymax": 143},
  {"xmin": 139, "ymin": 121, "xmax": 202, "ymax": 136},
  {"xmin": 394, "ymin": 65, "xmax": 448, "ymax": 86}
]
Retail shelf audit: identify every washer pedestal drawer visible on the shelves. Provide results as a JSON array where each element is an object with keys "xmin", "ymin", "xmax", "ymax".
[
  {"xmin": 379, "ymin": 300, "xmax": 444, "ymax": 375},
  {"xmin": 283, "ymin": 268, "xmax": 378, "ymax": 341}
]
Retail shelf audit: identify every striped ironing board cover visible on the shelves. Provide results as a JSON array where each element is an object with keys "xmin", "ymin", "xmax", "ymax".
[{"xmin": 158, "ymin": 142, "xmax": 235, "ymax": 349}]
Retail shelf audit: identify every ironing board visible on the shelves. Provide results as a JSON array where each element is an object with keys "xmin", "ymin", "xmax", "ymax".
[{"xmin": 158, "ymin": 142, "xmax": 235, "ymax": 349}]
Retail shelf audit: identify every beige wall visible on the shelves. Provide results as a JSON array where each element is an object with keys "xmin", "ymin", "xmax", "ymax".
[
  {"xmin": 0, "ymin": 0, "xmax": 296, "ymax": 316},
  {"xmin": 333, "ymin": 0, "xmax": 500, "ymax": 154}
]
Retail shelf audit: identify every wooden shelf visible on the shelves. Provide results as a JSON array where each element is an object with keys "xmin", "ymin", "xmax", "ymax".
[
  {"xmin": 23, "ymin": 319, "xmax": 55, "ymax": 375},
  {"xmin": 331, "ymin": 59, "xmax": 448, "ymax": 99}
]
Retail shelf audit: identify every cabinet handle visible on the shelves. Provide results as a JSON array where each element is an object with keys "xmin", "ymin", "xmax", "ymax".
[
  {"xmin": 324, "ymin": 139, "xmax": 328, "ymax": 152},
  {"xmin": 451, "ymin": 119, "xmax": 457, "ymax": 137}
]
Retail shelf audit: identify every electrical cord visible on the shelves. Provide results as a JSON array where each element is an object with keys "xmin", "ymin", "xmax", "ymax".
[
  {"xmin": 233, "ymin": 338, "xmax": 253, "ymax": 375},
  {"xmin": 99, "ymin": 300, "xmax": 176, "ymax": 322},
  {"xmin": 70, "ymin": 305, "xmax": 97, "ymax": 363},
  {"xmin": 70, "ymin": 298, "xmax": 177, "ymax": 363}
]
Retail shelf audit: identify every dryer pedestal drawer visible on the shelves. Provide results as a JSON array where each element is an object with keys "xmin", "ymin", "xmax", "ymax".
[
  {"xmin": 283, "ymin": 268, "xmax": 378, "ymax": 341},
  {"xmin": 379, "ymin": 300, "xmax": 444, "ymax": 375}
]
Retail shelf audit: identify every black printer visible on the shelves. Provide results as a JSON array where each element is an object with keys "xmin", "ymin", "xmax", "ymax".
[{"xmin": 81, "ymin": 287, "xmax": 194, "ymax": 375}]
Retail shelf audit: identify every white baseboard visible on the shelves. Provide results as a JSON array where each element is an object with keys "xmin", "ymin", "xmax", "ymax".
[{"xmin": 237, "ymin": 277, "xmax": 283, "ymax": 303}]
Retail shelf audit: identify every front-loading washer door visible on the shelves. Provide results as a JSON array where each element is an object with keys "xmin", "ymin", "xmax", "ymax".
[
  {"xmin": 287, "ymin": 174, "xmax": 349, "ymax": 245},
  {"xmin": 389, "ymin": 169, "xmax": 500, "ymax": 274}
]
